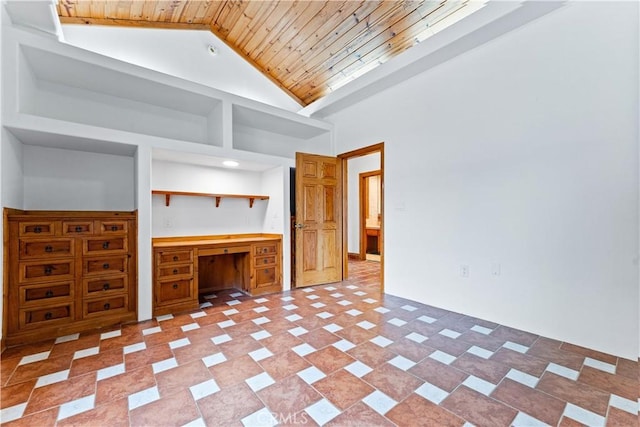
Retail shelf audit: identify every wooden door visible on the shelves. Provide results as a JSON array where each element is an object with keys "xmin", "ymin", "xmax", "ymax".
[{"xmin": 295, "ymin": 153, "xmax": 342, "ymax": 287}]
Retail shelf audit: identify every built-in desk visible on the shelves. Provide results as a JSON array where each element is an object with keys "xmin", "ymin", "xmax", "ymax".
[{"xmin": 152, "ymin": 234, "xmax": 282, "ymax": 316}]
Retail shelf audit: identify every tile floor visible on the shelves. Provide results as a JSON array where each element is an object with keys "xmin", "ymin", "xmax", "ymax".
[{"xmin": 1, "ymin": 260, "xmax": 637, "ymax": 426}]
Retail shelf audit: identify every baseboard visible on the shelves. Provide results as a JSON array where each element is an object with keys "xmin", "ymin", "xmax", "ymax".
[{"xmin": 348, "ymin": 252, "xmax": 361, "ymax": 260}]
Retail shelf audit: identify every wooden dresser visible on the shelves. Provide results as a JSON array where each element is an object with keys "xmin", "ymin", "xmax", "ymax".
[
  {"xmin": 4, "ymin": 209, "xmax": 137, "ymax": 346},
  {"xmin": 152, "ymin": 234, "xmax": 282, "ymax": 316}
]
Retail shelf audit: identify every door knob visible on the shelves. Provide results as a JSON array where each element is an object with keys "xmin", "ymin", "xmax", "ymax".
[{"xmin": 294, "ymin": 223, "xmax": 305, "ymax": 229}]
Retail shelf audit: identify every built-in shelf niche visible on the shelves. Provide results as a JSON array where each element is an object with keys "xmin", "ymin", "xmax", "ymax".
[
  {"xmin": 232, "ymin": 105, "xmax": 332, "ymax": 158},
  {"xmin": 17, "ymin": 45, "xmax": 224, "ymax": 147},
  {"xmin": 152, "ymin": 190, "xmax": 269, "ymax": 208}
]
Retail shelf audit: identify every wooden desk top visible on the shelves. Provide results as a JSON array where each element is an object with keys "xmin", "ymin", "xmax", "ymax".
[{"xmin": 152, "ymin": 233, "xmax": 282, "ymax": 248}]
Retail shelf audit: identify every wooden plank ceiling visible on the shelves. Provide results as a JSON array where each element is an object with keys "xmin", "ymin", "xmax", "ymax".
[{"xmin": 57, "ymin": 1, "xmax": 473, "ymax": 106}]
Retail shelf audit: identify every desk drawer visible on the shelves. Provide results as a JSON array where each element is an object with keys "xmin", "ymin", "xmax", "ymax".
[
  {"xmin": 158, "ymin": 264, "xmax": 193, "ymax": 278},
  {"xmin": 20, "ymin": 304, "xmax": 73, "ymax": 329},
  {"xmin": 84, "ymin": 256, "xmax": 127, "ymax": 276},
  {"xmin": 84, "ymin": 295, "xmax": 127, "ymax": 317},
  {"xmin": 84, "ymin": 276, "xmax": 127, "ymax": 296},
  {"xmin": 255, "ymin": 267, "xmax": 277, "ymax": 287},
  {"xmin": 19, "ymin": 260, "xmax": 74, "ymax": 283},
  {"xmin": 254, "ymin": 244, "xmax": 277, "ymax": 256},
  {"xmin": 199, "ymin": 245, "xmax": 251, "ymax": 256},
  {"xmin": 255, "ymin": 255, "xmax": 276, "ymax": 267},
  {"xmin": 19, "ymin": 239, "xmax": 74, "ymax": 260},
  {"xmin": 156, "ymin": 279, "xmax": 194, "ymax": 306},
  {"xmin": 157, "ymin": 250, "xmax": 193, "ymax": 265},
  {"xmin": 84, "ymin": 237, "xmax": 127, "ymax": 255},
  {"xmin": 20, "ymin": 281, "xmax": 73, "ymax": 306}
]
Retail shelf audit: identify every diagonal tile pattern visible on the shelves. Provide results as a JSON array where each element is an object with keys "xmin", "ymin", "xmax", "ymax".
[{"xmin": 0, "ymin": 260, "xmax": 637, "ymax": 426}]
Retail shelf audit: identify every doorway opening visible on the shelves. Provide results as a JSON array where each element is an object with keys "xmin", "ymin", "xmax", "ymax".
[{"xmin": 360, "ymin": 170, "xmax": 382, "ymax": 262}]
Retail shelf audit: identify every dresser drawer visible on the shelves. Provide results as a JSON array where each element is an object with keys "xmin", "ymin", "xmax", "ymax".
[
  {"xmin": 19, "ymin": 239, "xmax": 74, "ymax": 260},
  {"xmin": 19, "ymin": 221, "xmax": 56, "ymax": 237},
  {"xmin": 255, "ymin": 267, "xmax": 277, "ymax": 287},
  {"xmin": 62, "ymin": 221, "xmax": 93, "ymax": 235},
  {"xmin": 84, "ymin": 256, "xmax": 127, "ymax": 276},
  {"xmin": 20, "ymin": 281, "xmax": 73, "ymax": 306},
  {"xmin": 84, "ymin": 276, "xmax": 127, "ymax": 297},
  {"xmin": 254, "ymin": 244, "xmax": 277, "ymax": 256},
  {"xmin": 20, "ymin": 304, "xmax": 73, "ymax": 329},
  {"xmin": 157, "ymin": 264, "xmax": 193, "ymax": 279},
  {"xmin": 84, "ymin": 295, "xmax": 127, "ymax": 317},
  {"xmin": 255, "ymin": 255, "xmax": 276, "ymax": 267},
  {"xmin": 157, "ymin": 249, "xmax": 193, "ymax": 265},
  {"xmin": 19, "ymin": 260, "xmax": 74, "ymax": 283},
  {"xmin": 83, "ymin": 237, "xmax": 127, "ymax": 255},
  {"xmin": 96, "ymin": 220, "xmax": 128, "ymax": 235},
  {"xmin": 156, "ymin": 279, "xmax": 194, "ymax": 306}
]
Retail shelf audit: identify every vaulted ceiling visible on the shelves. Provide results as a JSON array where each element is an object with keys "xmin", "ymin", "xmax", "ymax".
[{"xmin": 56, "ymin": 1, "xmax": 480, "ymax": 106}]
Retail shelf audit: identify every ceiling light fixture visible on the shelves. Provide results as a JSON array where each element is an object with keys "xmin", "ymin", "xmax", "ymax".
[
  {"xmin": 223, "ymin": 160, "xmax": 239, "ymax": 167},
  {"xmin": 207, "ymin": 45, "xmax": 218, "ymax": 56}
]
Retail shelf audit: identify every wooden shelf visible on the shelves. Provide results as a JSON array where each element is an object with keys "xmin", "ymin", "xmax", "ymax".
[{"xmin": 152, "ymin": 190, "xmax": 269, "ymax": 208}]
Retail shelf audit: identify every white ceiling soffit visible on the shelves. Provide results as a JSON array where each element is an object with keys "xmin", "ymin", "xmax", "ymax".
[
  {"xmin": 152, "ymin": 148, "xmax": 277, "ymax": 172},
  {"xmin": 302, "ymin": 0, "xmax": 567, "ymax": 119},
  {"xmin": 4, "ymin": 0, "xmax": 63, "ymax": 39}
]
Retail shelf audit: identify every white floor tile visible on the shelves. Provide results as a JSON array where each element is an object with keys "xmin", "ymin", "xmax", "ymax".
[
  {"xmin": 230, "ymin": 292, "xmax": 244, "ymax": 298},
  {"xmin": 283, "ymin": 304, "xmax": 298, "ymax": 311},
  {"xmin": 337, "ymin": 300, "xmax": 352, "ymax": 306},
  {"xmin": 73, "ymin": 346, "xmax": 100, "ymax": 360},
  {"xmin": 306, "ymin": 295, "xmax": 320, "ymax": 300},
  {"xmin": 223, "ymin": 308, "xmax": 239, "ymax": 316},
  {"xmin": 415, "ymin": 382, "xmax": 449, "ymax": 404},
  {"xmin": 181, "ymin": 323, "xmax": 200, "ymax": 332},
  {"xmin": 401, "ymin": 305, "xmax": 418, "ymax": 312},
  {"xmin": 286, "ymin": 314, "xmax": 302, "ymax": 322},
  {"xmin": 246, "ymin": 372, "xmax": 275, "ymax": 392},
  {"xmin": 281, "ymin": 296, "xmax": 295, "ymax": 301},
  {"xmin": 226, "ymin": 300, "xmax": 241, "ymax": 306},
  {"xmin": 96, "ymin": 363, "xmax": 125, "ymax": 381},
  {"xmin": 363, "ymin": 298, "xmax": 378, "ymax": 304},
  {"xmin": 36, "ymin": 369, "xmax": 70, "ymax": 387},
  {"xmin": 353, "ymin": 291, "xmax": 367, "ymax": 296},
  {"xmin": 429, "ymin": 350, "xmax": 457, "ymax": 365},
  {"xmin": 545, "ymin": 363, "xmax": 579, "ymax": 380},
  {"xmin": 255, "ymin": 297, "xmax": 269, "ymax": 303},
  {"xmin": 470, "ymin": 325, "xmax": 493, "ymax": 335},
  {"xmin": 374, "ymin": 307, "xmax": 390, "ymax": 313},
  {"xmin": 330, "ymin": 293, "xmax": 344, "ymax": 298},
  {"xmin": 362, "ymin": 390, "xmax": 397, "ymax": 415},
  {"xmin": 57, "ymin": 394, "xmax": 95, "ymax": 420},
  {"xmin": 19, "ymin": 351, "xmax": 50, "ymax": 366},
  {"xmin": 200, "ymin": 302, "xmax": 213, "ymax": 308},
  {"xmin": 345, "ymin": 361, "xmax": 373, "ymax": 378},
  {"xmin": 241, "ymin": 407, "xmax": 278, "ymax": 427},
  {"xmin": 190, "ymin": 379, "xmax": 220, "ymax": 401},
  {"xmin": 346, "ymin": 285, "xmax": 358, "ymax": 289},
  {"xmin": 254, "ymin": 306, "xmax": 269, "ymax": 313},
  {"xmin": 506, "ymin": 369, "xmax": 539, "ymax": 388},
  {"xmin": 152, "ymin": 357, "xmax": 178, "ymax": 374},
  {"xmin": 333, "ymin": 339, "xmax": 355, "ymax": 352},
  {"xmin": 370, "ymin": 336, "xmax": 393, "ymax": 347},
  {"xmin": 417, "ymin": 315, "xmax": 437, "ymax": 324},
  {"xmin": 169, "ymin": 338, "xmax": 191, "ymax": 349},
  {"xmin": 249, "ymin": 347, "xmax": 274, "ymax": 362},
  {"xmin": 388, "ymin": 318, "xmax": 407, "ymax": 327},
  {"xmin": 55, "ymin": 333, "xmax": 80, "ymax": 344},
  {"xmin": 288, "ymin": 326, "xmax": 308, "ymax": 337},
  {"xmin": 503, "ymin": 341, "xmax": 529, "ymax": 353},
  {"xmin": 253, "ymin": 317, "xmax": 271, "ymax": 325},
  {"xmin": 323, "ymin": 323, "xmax": 342, "ymax": 333},
  {"xmin": 345, "ymin": 309, "xmax": 363, "ymax": 316},
  {"xmin": 202, "ymin": 352, "xmax": 227, "ymax": 367},
  {"xmin": 511, "ymin": 412, "xmax": 548, "ymax": 427},
  {"xmin": 609, "ymin": 394, "xmax": 638, "ymax": 414},
  {"xmin": 301, "ymin": 288, "xmax": 315, "ymax": 293},
  {"xmin": 0, "ymin": 403, "xmax": 27, "ymax": 423},
  {"xmin": 297, "ymin": 366, "xmax": 326, "ymax": 384},
  {"xmin": 211, "ymin": 334, "xmax": 232, "ymax": 345},
  {"xmin": 462, "ymin": 375, "xmax": 496, "ymax": 396},
  {"xmin": 123, "ymin": 342, "xmax": 146, "ymax": 354},
  {"xmin": 305, "ymin": 398, "xmax": 340, "ymax": 425},
  {"xmin": 203, "ymin": 294, "xmax": 216, "ymax": 300},
  {"xmin": 388, "ymin": 355, "xmax": 416, "ymax": 371},
  {"xmin": 217, "ymin": 320, "xmax": 236, "ymax": 328},
  {"xmin": 324, "ymin": 286, "xmax": 337, "ymax": 291},
  {"xmin": 562, "ymin": 403, "xmax": 605, "ymax": 426},
  {"xmin": 251, "ymin": 330, "xmax": 272, "ymax": 341},
  {"xmin": 190, "ymin": 311, "xmax": 206, "ymax": 319},
  {"xmin": 317, "ymin": 312, "xmax": 333, "ymax": 319},
  {"xmin": 311, "ymin": 302, "xmax": 327, "ymax": 309},
  {"xmin": 292, "ymin": 343, "xmax": 316, "ymax": 357},
  {"xmin": 128, "ymin": 386, "xmax": 160, "ymax": 410},
  {"xmin": 439, "ymin": 329, "xmax": 461, "ymax": 339},
  {"xmin": 357, "ymin": 320, "xmax": 376, "ymax": 330},
  {"xmin": 583, "ymin": 357, "xmax": 616, "ymax": 374},
  {"xmin": 156, "ymin": 314, "xmax": 174, "ymax": 322},
  {"xmin": 467, "ymin": 346, "xmax": 494, "ymax": 359},
  {"xmin": 406, "ymin": 332, "xmax": 427, "ymax": 343},
  {"xmin": 142, "ymin": 326, "xmax": 162, "ymax": 336}
]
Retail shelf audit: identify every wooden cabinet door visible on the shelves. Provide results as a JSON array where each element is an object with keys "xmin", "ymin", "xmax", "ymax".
[{"xmin": 295, "ymin": 153, "xmax": 342, "ymax": 287}]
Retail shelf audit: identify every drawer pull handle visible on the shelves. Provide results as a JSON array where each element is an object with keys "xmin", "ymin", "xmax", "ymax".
[
  {"xmin": 104, "ymin": 303, "xmax": 111, "ymax": 310},
  {"xmin": 44, "ymin": 266, "xmax": 53, "ymax": 275},
  {"xmin": 102, "ymin": 242, "xmax": 110, "ymax": 249},
  {"xmin": 45, "ymin": 245, "xmax": 53, "ymax": 252},
  {"xmin": 263, "ymin": 259, "xmax": 268, "ymax": 264},
  {"xmin": 103, "ymin": 263, "xmax": 110, "ymax": 269},
  {"xmin": 224, "ymin": 249, "xmax": 228, "ymax": 254},
  {"xmin": 75, "ymin": 226, "xmax": 82, "ymax": 232},
  {"xmin": 34, "ymin": 226, "xmax": 42, "ymax": 233},
  {"xmin": 173, "ymin": 269, "xmax": 178, "ymax": 274},
  {"xmin": 173, "ymin": 283, "xmax": 179, "ymax": 289},
  {"xmin": 45, "ymin": 290, "xmax": 54, "ymax": 298},
  {"xmin": 173, "ymin": 255, "xmax": 179, "ymax": 261},
  {"xmin": 264, "ymin": 269, "xmax": 269, "ymax": 274},
  {"xmin": 263, "ymin": 248, "xmax": 267, "ymax": 253},
  {"xmin": 44, "ymin": 312, "xmax": 53, "ymax": 320},
  {"xmin": 111, "ymin": 225, "xmax": 118, "ymax": 231},
  {"xmin": 103, "ymin": 283, "xmax": 110, "ymax": 291}
]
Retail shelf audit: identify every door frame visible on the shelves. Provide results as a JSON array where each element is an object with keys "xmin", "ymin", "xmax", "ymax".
[
  {"xmin": 359, "ymin": 170, "xmax": 381, "ymax": 260},
  {"xmin": 337, "ymin": 142, "xmax": 384, "ymax": 291}
]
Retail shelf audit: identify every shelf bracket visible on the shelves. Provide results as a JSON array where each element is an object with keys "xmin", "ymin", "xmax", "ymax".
[
  {"xmin": 249, "ymin": 198, "xmax": 255, "ymax": 208},
  {"xmin": 165, "ymin": 194, "xmax": 171, "ymax": 207},
  {"xmin": 215, "ymin": 197, "xmax": 221, "ymax": 208}
]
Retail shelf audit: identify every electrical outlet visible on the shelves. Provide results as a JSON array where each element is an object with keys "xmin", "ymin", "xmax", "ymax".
[
  {"xmin": 491, "ymin": 263, "xmax": 501, "ymax": 276},
  {"xmin": 163, "ymin": 217, "xmax": 173, "ymax": 228},
  {"xmin": 460, "ymin": 265, "xmax": 469, "ymax": 277}
]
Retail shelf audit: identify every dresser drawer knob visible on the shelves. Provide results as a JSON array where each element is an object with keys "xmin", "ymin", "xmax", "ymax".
[
  {"xmin": 173, "ymin": 283, "xmax": 179, "ymax": 289},
  {"xmin": 263, "ymin": 259, "xmax": 268, "ymax": 264},
  {"xmin": 111, "ymin": 225, "xmax": 118, "ymax": 231},
  {"xmin": 264, "ymin": 269, "xmax": 269, "ymax": 274},
  {"xmin": 34, "ymin": 226, "xmax": 42, "ymax": 233},
  {"xmin": 44, "ymin": 312, "xmax": 52, "ymax": 320},
  {"xmin": 224, "ymin": 249, "xmax": 228, "ymax": 254},
  {"xmin": 45, "ymin": 290, "xmax": 54, "ymax": 298},
  {"xmin": 173, "ymin": 269, "xmax": 178, "ymax": 274},
  {"xmin": 103, "ymin": 263, "xmax": 110, "ymax": 269},
  {"xmin": 103, "ymin": 303, "xmax": 111, "ymax": 310},
  {"xmin": 75, "ymin": 226, "xmax": 82, "ymax": 232},
  {"xmin": 173, "ymin": 255, "xmax": 179, "ymax": 261},
  {"xmin": 102, "ymin": 242, "xmax": 110, "ymax": 249},
  {"xmin": 45, "ymin": 245, "xmax": 53, "ymax": 252},
  {"xmin": 44, "ymin": 266, "xmax": 53, "ymax": 275},
  {"xmin": 103, "ymin": 283, "xmax": 110, "ymax": 291}
]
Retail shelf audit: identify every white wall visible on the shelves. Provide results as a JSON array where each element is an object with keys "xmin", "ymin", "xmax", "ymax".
[
  {"xmin": 23, "ymin": 145, "xmax": 135, "ymax": 211},
  {"xmin": 347, "ymin": 153, "xmax": 380, "ymax": 253},
  {"xmin": 2, "ymin": 130, "xmax": 24, "ymax": 209},
  {"xmin": 328, "ymin": 1, "xmax": 639, "ymax": 359},
  {"xmin": 151, "ymin": 160, "xmax": 271, "ymax": 237}
]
